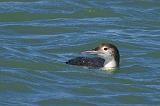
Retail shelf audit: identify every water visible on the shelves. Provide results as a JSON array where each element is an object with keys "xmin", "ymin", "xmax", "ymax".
[{"xmin": 0, "ymin": 0, "xmax": 160, "ymax": 106}]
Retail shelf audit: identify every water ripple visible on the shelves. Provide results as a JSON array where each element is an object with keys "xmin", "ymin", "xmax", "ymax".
[{"xmin": 0, "ymin": 0, "xmax": 160, "ymax": 105}]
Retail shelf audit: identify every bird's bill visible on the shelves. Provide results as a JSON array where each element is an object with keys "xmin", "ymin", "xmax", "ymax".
[{"xmin": 81, "ymin": 50, "xmax": 99, "ymax": 54}]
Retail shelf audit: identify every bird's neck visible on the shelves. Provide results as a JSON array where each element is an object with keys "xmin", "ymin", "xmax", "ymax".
[{"xmin": 103, "ymin": 58, "xmax": 117, "ymax": 70}]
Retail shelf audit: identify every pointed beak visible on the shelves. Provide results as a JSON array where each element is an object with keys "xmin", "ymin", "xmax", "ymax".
[
  {"xmin": 81, "ymin": 50, "xmax": 99, "ymax": 54},
  {"xmin": 81, "ymin": 46, "xmax": 101, "ymax": 54}
]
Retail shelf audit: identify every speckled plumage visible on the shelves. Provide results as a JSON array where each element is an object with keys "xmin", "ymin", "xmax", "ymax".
[{"xmin": 66, "ymin": 57, "xmax": 105, "ymax": 68}]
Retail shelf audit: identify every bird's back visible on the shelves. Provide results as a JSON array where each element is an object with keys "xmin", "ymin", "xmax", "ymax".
[{"xmin": 66, "ymin": 57, "xmax": 105, "ymax": 68}]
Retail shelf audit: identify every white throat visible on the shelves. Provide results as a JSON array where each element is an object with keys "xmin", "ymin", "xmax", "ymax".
[{"xmin": 103, "ymin": 59, "xmax": 117, "ymax": 70}]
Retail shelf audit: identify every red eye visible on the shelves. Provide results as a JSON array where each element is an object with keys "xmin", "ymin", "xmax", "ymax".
[{"xmin": 104, "ymin": 48, "xmax": 108, "ymax": 51}]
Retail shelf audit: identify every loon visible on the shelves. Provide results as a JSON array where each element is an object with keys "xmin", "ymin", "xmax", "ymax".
[{"xmin": 66, "ymin": 43, "xmax": 120, "ymax": 70}]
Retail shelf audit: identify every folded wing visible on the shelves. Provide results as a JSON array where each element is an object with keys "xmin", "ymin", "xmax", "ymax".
[{"xmin": 66, "ymin": 57, "xmax": 105, "ymax": 68}]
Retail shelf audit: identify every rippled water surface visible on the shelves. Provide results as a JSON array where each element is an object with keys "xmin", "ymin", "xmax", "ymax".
[{"xmin": 0, "ymin": 0, "xmax": 160, "ymax": 106}]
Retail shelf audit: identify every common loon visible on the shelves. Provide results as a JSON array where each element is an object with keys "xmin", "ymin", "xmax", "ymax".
[{"xmin": 66, "ymin": 43, "xmax": 120, "ymax": 70}]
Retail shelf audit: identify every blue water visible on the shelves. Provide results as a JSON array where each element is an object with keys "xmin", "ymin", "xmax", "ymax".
[{"xmin": 0, "ymin": 0, "xmax": 160, "ymax": 106}]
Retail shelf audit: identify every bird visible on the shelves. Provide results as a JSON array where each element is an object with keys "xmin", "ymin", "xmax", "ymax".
[{"xmin": 66, "ymin": 43, "xmax": 120, "ymax": 70}]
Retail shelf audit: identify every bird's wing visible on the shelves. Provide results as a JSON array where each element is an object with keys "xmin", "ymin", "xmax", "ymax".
[{"xmin": 66, "ymin": 57, "xmax": 105, "ymax": 68}]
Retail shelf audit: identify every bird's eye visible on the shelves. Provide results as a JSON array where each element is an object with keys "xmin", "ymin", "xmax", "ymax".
[{"xmin": 104, "ymin": 48, "xmax": 108, "ymax": 51}]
